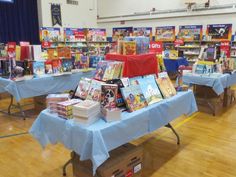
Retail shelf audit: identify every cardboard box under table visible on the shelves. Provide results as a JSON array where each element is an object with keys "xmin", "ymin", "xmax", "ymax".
[
  {"xmin": 105, "ymin": 53, "xmax": 158, "ymax": 78},
  {"xmin": 72, "ymin": 143, "xmax": 143, "ymax": 177}
]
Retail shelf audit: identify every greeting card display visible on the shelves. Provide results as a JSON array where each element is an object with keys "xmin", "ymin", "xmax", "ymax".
[{"xmin": 156, "ymin": 26, "xmax": 175, "ymax": 41}]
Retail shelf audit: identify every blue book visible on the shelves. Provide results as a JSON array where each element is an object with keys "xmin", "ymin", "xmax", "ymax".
[{"xmin": 33, "ymin": 61, "xmax": 45, "ymax": 76}]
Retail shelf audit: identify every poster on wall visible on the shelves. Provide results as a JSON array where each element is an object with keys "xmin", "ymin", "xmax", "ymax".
[
  {"xmin": 64, "ymin": 28, "xmax": 86, "ymax": 42},
  {"xmin": 206, "ymin": 24, "xmax": 232, "ymax": 41},
  {"xmin": 87, "ymin": 28, "xmax": 107, "ymax": 42},
  {"xmin": 178, "ymin": 25, "xmax": 203, "ymax": 41},
  {"xmin": 155, "ymin": 26, "xmax": 175, "ymax": 41},
  {"xmin": 40, "ymin": 27, "xmax": 61, "ymax": 42},
  {"xmin": 133, "ymin": 27, "xmax": 152, "ymax": 40},
  {"xmin": 112, "ymin": 27, "xmax": 133, "ymax": 41}
]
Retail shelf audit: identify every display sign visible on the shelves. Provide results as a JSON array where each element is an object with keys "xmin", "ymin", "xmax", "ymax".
[
  {"xmin": 220, "ymin": 41, "xmax": 230, "ymax": 58},
  {"xmin": 87, "ymin": 28, "xmax": 106, "ymax": 42},
  {"xmin": 178, "ymin": 25, "xmax": 203, "ymax": 41},
  {"xmin": 41, "ymin": 41, "xmax": 52, "ymax": 48},
  {"xmin": 40, "ymin": 27, "xmax": 61, "ymax": 42},
  {"xmin": 64, "ymin": 28, "xmax": 86, "ymax": 42},
  {"xmin": 112, "ymin": 27, "xmax": 133, "ymax": 41},
  {"xmin": 206, "ymin": 24, "xmax": 232, "ymax": 41},
  {"xmin": 133, "ymin": 27, "xmax": 152, "ymax": 40},
  {"xmin": 174, "ymin": 39, "xmax": 184, "ymax": 47},
  {"xmin": 149, "ymin": 41, "xmax": 163, "ymax": 54},
  {"xmin": 155, "ymin": 26, "xmax": 175, "ymax": 42}
]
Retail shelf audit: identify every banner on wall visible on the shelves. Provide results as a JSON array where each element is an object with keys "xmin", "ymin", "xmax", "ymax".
[
  {"xmin": 40, "ymin": 27, "xmax": 61, "ymax": 42},
  {"xmin": 87, "ymin": 28, "xmax": 107, "ymax": 42},
  {"xmin": 112, "ymin": 27, "xmax": 133, "ymax": 41},
  {"xmin": 51, "ymin": 3, "xmax": 62, "ymax": 26},
  {"xmin": 133, "ymin": 27, "xmax": 152, "ymax": 40},
  {"xmin": 206, "ymin": 24, "xmax": 232, "ymax": 41},
  {"xmin": 178, "ymin": 25, "xmax": 203, "ymax": 41},
  {"xmin": 155, "ymin": 26, "xmax": 175, "ymax": 42},
  {"xmin": 64, "ymin": 28, "xmax": 86, "ymax": 42}
]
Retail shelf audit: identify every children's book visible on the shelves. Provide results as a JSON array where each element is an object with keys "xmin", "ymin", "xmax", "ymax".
[
  {"xmin": 103, "ymin": 61, "xmax": 117, "ymax": 81},
  {"xmin": 121, "ymin": 85, "xmax": 148, "ymax": 112},
  {"xmin": 123, "ymin": 41, "xmax": 136, "ymax": 55},
  {"xmin": 45, "ymin": 60, "xmax": 53, "ymax": 74},
  {"xmin": 33, "ymin": 61, "xmax": 45, "ymax": 76},
  {"xmin": 101, "ymin": 84, "xmax": 118, "ymax": 109},
  {"xmin": 75, "ymin": 78, "xmax": 92, "ymax": 99},
  {"xmin": 156, "ymin": 72, "xmax": 177, "ymax": 98},
  {"xmin": 57, "ymin": 46, "xmax": 71, "ymax": 59},
  {"xmin": 135, "ymin": 75, "xmax": 163, "ymax": 105},
  {"xmin": 86, "ymin": 79, "xmax": 103, "ymax": 102},
  {"xmin": 62, "ymin": 59, "xmax": 73, "ymax": 73},
  {"xmin": 47, "ymin": 49, "xmax": 56, "ymax": 60},
  {"xmin": 80, "ymin": 55, "xmax": 89, "ymax": 69},
  {"xmin": 94, "ymin": 61, "xmax": 108, "ymax": 81},
  {"xmin": 52, "ymin": 59, "xmax": 62, "ymax": 75}
]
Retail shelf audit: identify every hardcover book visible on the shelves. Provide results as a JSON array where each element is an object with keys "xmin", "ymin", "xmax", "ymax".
[
  {"xmin": 75, "ymin": 78, "xmax": 92, "ymax": 99},
  {"xmin": 156, "ymin": 72, "xmax": 177, "ymax": 98},
  {"xmin": 120, "ymin": 85, "xmax": 148, "ymax": 112},
  {"xmin": 123, "ymin": 41, "xmax": 136, "ymax": 55},
  {"xmin": 45, "ymin": 60, "xmax": 53, "ymax": 74},
  {"xmin": 94, "ymin": 61, "xmax": 108, "ymax": 81},
  {"xmin": 102, "ymin": 61, "xmax": 117, "ymax": 81},
  {"xmin": 86, "ymin": 79, "xmax": 103, "ymax": 102},
  {"xmin": 33, "ymin": 61, "xmax": 45, "ymax": 76},
  {"xmin": 101, "ymin": 84, "xmax": 118, "ymax": 109},
  {"xmin": 57, "ymin": 46, "xmax": 71, "ymax": 59},
  {"xmin": 62, "ymin": 59, "xmax": 73, "ymax": 73},
  {"xmin": 52, "ymin": 59, "xmax": 62, "ymax": 74},
  {"xmin": 47, "ymin": 49, "xmax": 56, "ymax": 60},
  {"xmin": 135, "ymin": 75, "xmax": 163, "ymax": 105}
]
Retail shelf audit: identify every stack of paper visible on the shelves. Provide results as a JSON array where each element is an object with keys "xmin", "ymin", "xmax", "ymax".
[
  {"xmin": 56, "ymin": 99, "xmax": 82, "ymax": 119},
  {"xmin": 73, "ymin": 100, "xmax": 101, "ymax": 125}
]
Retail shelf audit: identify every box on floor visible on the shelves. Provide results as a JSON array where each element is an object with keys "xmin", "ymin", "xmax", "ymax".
[{"xmin": 72, "ymin": 143, "xmax": 143, "ymax": 177}]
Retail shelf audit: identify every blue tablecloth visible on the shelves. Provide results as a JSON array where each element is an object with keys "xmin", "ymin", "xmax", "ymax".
[
  {"xmin": 183, "ymin": 73, "xmax": 229, "ymax": 95},
  {"xmin": 30, "ymin": 90, "xmax": 197, "ymax": 174},
  {"xmin": 0, "ymin": 71, "xmax": 94, "ymax": 102},
  {"xmin": 227, "ymin": 72, "xmax": 236, "ymax": 87},
  {"xmin": 164, "ymin": 58, "xmax": 189, "ymax": 72}
]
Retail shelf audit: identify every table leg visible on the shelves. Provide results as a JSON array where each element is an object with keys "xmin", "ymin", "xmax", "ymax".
[
  {"xmin": 165, "ymin": 123, "xmax": 180, "ymax": 145},
  {"xmin": 8, "ymin": 95, "xmax": 13, "ymax": 115},
  {"xmin": 62, "ymin": 152, "xmax": 75, "ymax": 176},
  {"xmin": 17, "ymin": 102, "xmax": 26, "ymax": 120}
]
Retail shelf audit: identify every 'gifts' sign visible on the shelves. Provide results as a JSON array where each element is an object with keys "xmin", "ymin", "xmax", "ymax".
[{"xmin": 149, "ymin": 41, "xmax": 163, "ymax": 54}]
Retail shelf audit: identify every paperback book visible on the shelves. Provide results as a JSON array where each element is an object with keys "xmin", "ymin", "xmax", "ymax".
[
  {"xmin": 86, "ymin": 79, "xmax": 103, "ymax": 102},
  {"xmin": 52, "ymin": 59, "xmax": 62, "ymax": 75},
  {"xmin": 101, "ymin": 84, "xmax": 118, "ymax": 109},
  {"xmin": 94, "ymin": 61, "xmax": 108, "ymax": 81},
  {"xmin": 45, "ymin": 60, "xmax": 53, "ymax": 74},
  {"xmin": 156, "ymin": 72, "xmax": 177, "ymax": 98},
  {"xmin": 75, "ymin": 78, "xmax": 92, "ymax": 99},
  {"xmin": 123, "ymin": 41, "xmax": 136, "ymax": 55},
  {"xmin": 33, "ymin": 61, "xmax": 45, "ymax": 77},
  {"xmin": 57, "ymin": 46, "xmax": 71, "ymax": 59},
  {"xmin": 121, "ymin": 85, "xmax": 148, "ymax": 112},
  {"xmin": 62, "ymin": 59, "xmax": 73, "ymax": 73}
]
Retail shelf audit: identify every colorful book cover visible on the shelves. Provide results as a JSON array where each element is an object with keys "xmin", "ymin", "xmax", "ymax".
[
  {"xmin": 206, "ymin": 24, "xmax": 232, "ymax": 41},
  {"xmin": 89, "ymin": 55, "xmax": 104, "ymax": 68},
  {"xmin": 194, "ymin": 64, "xmax": 206, "ymax": 74},
  {"xmin": 40, "ymin": 27, "xmax": 60, "ymax": 42},
  {"xmin": 33, "ymin": 61, "xmax": 45, "ymax": 76},
  {"xmin": 62, "ymin": 59, "xmax": 73, "ymax": 73},
  {"xmin": 45, "ymin": 60, "xmax": 53, "ymax": 74},
  {"xmin": 80, "ymin": 56, "xmax": 89, "ymax": 69},
  {"xmin": 87, "ymin": 28, "xmax": 106, "ymax": 42},
  {"xmin": 136, "ymin": 75, "xmax": 163, "ymax": 105},
  {"xmin": 57, "ymin": 46, "xmax": 71, "ymax": 59},
  {"xmin": 86, "ymin": 79, "xmax": 103, "ymax": 102},
  {"xmin": 133, "ymin": 27, "xmax": 152, "ymax": 40},
  {"xmin": 101, "ymin": 84, "xmax": 118, "ymax": 109},
  {"xmin": 94, "ymin": 61, "xmax": 108, "ymax": 81},
  {"xmin": 121, "ymin": 85, "xmax": 148, "ymax": 112},
  {"xmin": 178, "ymin": 25, "xmax": 203, "ymax": 41},
  {"xmin": 156, "ymin": 26, "xmax": 175, "ymax": 41},
  {"xmin": 52, "ymin": 59, "xmax": 62, "ymax": 74},
  {"xmin": 103, "ymin": 62, "xmax": 117, "ymax": 81},
  {"xmin": 207, "ymin": 47, "xmax": 216, "ymax": 60},
  {"xmin": 156, "ymin": 72, "xmax": 176, "ymax": 98},
  {"xmin": 64, "ymin": 28, "xmax": 86, "ymax": 42},
  {"xmin": 123, "ymin": 41, "xmax": 136, "ymax": 55},
  {"xmin": 75, "ymin": 78, "xmax": 92, "ymax": 99},
  {"xmin": 112, "ymin": 27, "xmax": 133, "ymax": 41},
  {"xmin": 47, "ymin": 49, "xmax": 56, "ymax": 60}
]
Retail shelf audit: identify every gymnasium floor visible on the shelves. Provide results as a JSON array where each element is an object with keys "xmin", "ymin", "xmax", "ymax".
[{"xmin": 0, "ymin": 95, "xmax": 236, "ymax": 177}]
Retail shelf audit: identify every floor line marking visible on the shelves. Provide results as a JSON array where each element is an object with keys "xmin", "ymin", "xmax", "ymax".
[{"xmin": 0, "ymin": 132, "xmax": 29, "ymax": 139}]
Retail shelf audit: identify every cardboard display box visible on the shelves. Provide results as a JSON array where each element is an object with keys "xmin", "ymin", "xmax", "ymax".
[
  {"xmin": 33, "ymin": 95, "xmax": 47, "ymax": 113},
  {"xmin": 72, "ymin": 143, "xmax": 143, "ymax": 177}
]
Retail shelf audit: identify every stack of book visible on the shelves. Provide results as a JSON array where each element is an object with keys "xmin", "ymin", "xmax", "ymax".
[
  {"xmin": 56, "ymin": 99, "xmax": 82, "ymax": 119},
  {"xmin": 46, "ymin": 94, "xmax": 70, "ymax": 113},
  {"xmin": 72, "ymin": 100, "xmax": 101, "ymax": 125}
]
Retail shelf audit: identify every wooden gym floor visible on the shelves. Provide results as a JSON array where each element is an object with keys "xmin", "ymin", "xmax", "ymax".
[{"xmin": 0, "ymin": 95, "xmax": 236, "ymax": 177}]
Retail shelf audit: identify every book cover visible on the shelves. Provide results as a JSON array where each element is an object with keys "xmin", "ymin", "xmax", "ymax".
[
  {"xmin": 86, "ymin": 79, "xmax": 103, "ymax": 102},
  {"xmin": 57, "ymin": 46, "xmax": 71, "ymax": 59},
  {"xmin": 156, "ymin": 72, "xmax": 177, "ymax": 98},
  {"xmin": 103, "ymin": 61, "xmax": 117, "ymax": 81},
  {"xmin": 47, "ymin": 49, "xmax": 56, "ymax": 60},
  {"xmin": 94, "ymin": 61, "xmax": 108, "ymax": 81},
  {"xmin": 121, "ymin": 85, "xmax": 148, "ymax": 112},
  {"xmin": 194, "ymin": 64, "xmax": 206, "ymax": 74},
  {"xmin": 123, "ymin": 41, "xmax": 136, "ymax": 55},
  {"xmin": 75, "ymin": 78, "xmax": 92, "ymax": 99},
  {"xmin": 80, "ymin": 55, "xmax": 89, "ymax": 69},
  {"xmin": 62, "ymin": 59, "xmax": 73, "ymax": 73},
  {"xmin": 136, "ymin": 75, "xmax": 163, "ymax": 105},
  {"xmin": 101, "ymin": 84, "xmax": 118, "ymax": 109},
  {"xmin": 52, "ymin": 59, "xmax": 62, "ymax": 74},
  {"xmin": 45, "ymin": 60, "xmax": 53, "ymax": 74},
  {"xmin": 33, "ymin": 61, "xmax": 45, "ymax": 76}
]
